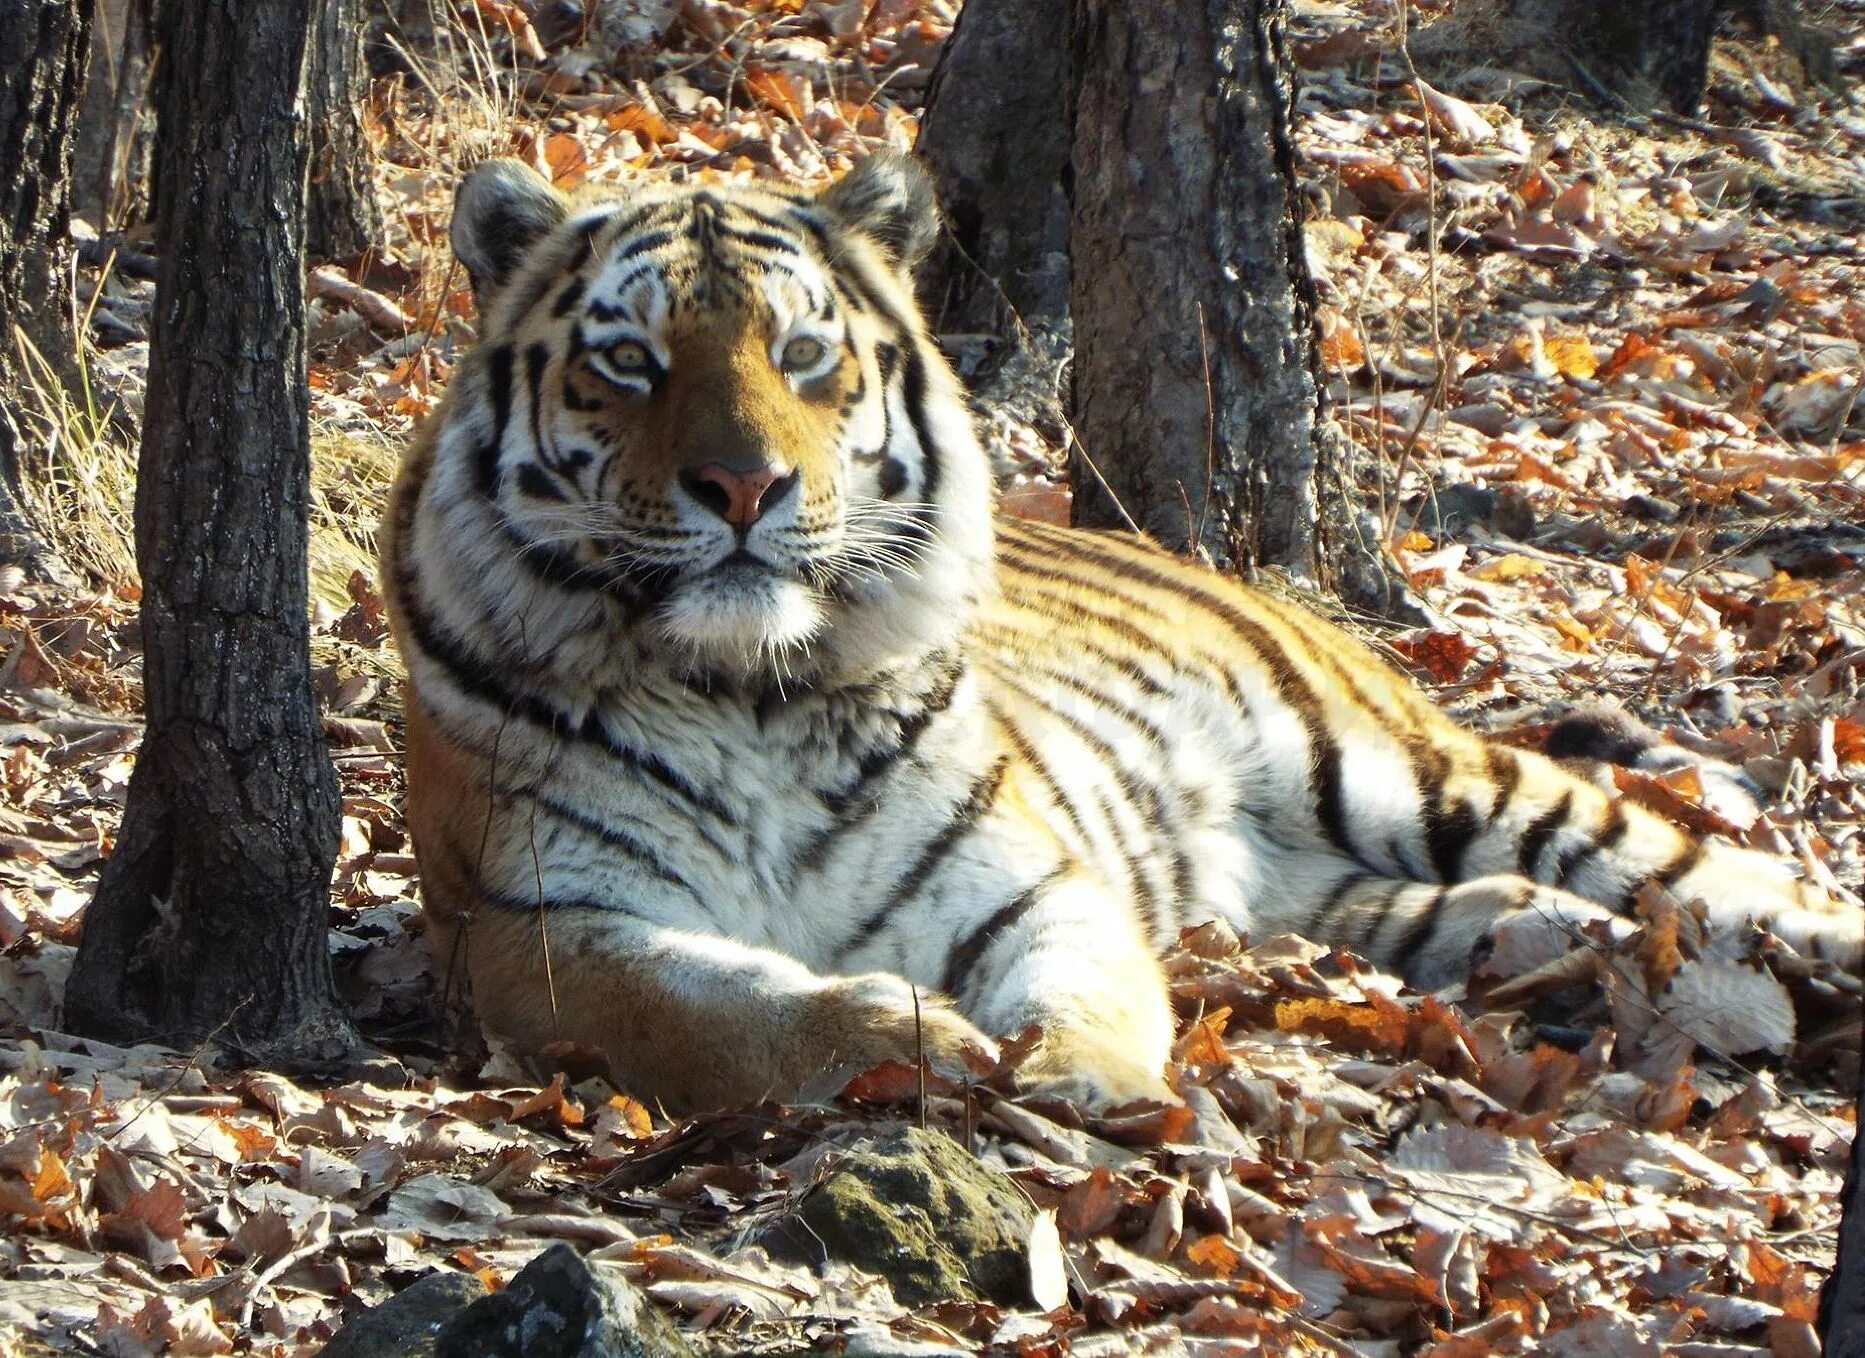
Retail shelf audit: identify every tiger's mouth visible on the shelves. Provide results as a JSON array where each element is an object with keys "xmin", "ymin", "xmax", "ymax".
[{"xmin": 651, "ymin": 547, "xmax": 829, "ymax": 664}]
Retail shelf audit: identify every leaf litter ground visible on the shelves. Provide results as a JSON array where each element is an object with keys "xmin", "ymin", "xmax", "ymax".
[{"xmin": 3, "ymin": 0, "xmax": 1864, "ymax": 1352}]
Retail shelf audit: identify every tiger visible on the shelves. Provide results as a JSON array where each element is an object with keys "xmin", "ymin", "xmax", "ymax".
[{"xmin": 382, "ymin": 151, "xmax": 1862, "ymax": 1112}]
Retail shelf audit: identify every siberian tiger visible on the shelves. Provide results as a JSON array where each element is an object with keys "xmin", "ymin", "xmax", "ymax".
[{"xmin": 383, "ymin": 152, "xmax": 1861, "ymax": 1111}]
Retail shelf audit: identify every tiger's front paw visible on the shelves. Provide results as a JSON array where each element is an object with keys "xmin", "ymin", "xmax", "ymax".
[
  {"xmin": 1012, "ymin": 1021, "xmax": 1175, "ymax": 1111},
  {"xmin": 797, "ymin": 973, "xmax": 998, "ymax": 1095}
]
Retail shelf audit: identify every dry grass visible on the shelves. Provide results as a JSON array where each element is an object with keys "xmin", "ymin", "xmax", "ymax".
[{"xmin": 14, "ymin": 335, "xmax": 396, "ymax": 617}]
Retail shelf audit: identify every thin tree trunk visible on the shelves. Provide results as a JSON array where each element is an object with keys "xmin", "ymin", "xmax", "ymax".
[
  {"xmin": 0, "ymin": 0, "xmax": 91, "ymax": 583},
  {"xmin": 1575, "ymin": 0, "xmax": 1718, "ymax": 114},
  {"xmin": 1821, "ymin": 1058, "xmax": 1865, "ymax": 1351},
  {"xmin": 67, "ymin": 0, "xmax": 352, "ymax": 1065},
  {"xmin": 1068, "ymin": 0, "xmax": 1329, "ymax": 578},
  {"xmin": 71, "ymin": 0, "xmax": 154, "ymax": 233},
  {"xmin": 305, "ymin": 0, "xmax": 381, "ymax": 261},
  {"xmin": 916, "ymin": 0, "xmax": 1071, "ymax": 339},
  {"xmin": 914, "ymin": 0, "xmax": 1074, "ymax": 454}
]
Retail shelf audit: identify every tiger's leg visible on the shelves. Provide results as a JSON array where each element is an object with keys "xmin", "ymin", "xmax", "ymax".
[
  {"xmin": 1385, "ymin": 743, "xmax": 1861, "ymax": 984},
  {"xmin": 940, "ymin": 868, "xmax": 1177, "ymax": 1106},
  {"xmin": 432, "ymin": 904, "xmax": 997, "ymax": 1112},
  {"xmin": 1314, "ymin": 872, "xmax": 1631, "ymax": 991}
]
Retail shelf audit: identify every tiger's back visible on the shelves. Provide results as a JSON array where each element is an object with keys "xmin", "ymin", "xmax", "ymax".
[{"xmin": 385, "ymin": 153, "xmax": 1860, "ymax": 1111}]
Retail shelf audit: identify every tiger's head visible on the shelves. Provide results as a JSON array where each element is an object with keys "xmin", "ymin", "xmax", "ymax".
[{"xmin": 427, "ymin": 152, "xmax": 994, "ymax": 682}]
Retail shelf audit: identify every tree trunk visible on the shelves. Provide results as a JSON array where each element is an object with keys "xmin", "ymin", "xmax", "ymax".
[
  {"xmin": 1576, "ymin": 0, "xmax": 1718, "ymax": 114},
  {"xmin": 1068, "ymin": 0, "xmax": 1330, "ymax": 578},
  {"xmin": 71, "ymin": 0, "xmax": 154, "ymax": 233},
  {"xmin": 914, "ymin": 0, "xmax": 1073, "ymax": 444},
  {"xmin": 1822, "ymin": 1058, "xmax": 1865, "ymax": 1351},
  {"xmin": 66, "ymin": 0, "xmax": 353, "ymax": 1066},
  {"xmin": 305, "ymin": 0, "xmax": 381, "ymax": 261},
  {"xmin": 0, "ymin": 0, "xmax": 91, "ymax": 583},
  {"xmin": 916, "ymin": 0, "xmax": 1071, "ymax": 339}
]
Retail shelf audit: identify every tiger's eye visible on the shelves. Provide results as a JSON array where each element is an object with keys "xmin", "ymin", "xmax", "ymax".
[
  {"xmin": 608, "ymin": 341, "xmax": 653, "ymax": 373},
  {"xmin": 780, "ymin": 336, "xmax": 828, "ymax": 373}
]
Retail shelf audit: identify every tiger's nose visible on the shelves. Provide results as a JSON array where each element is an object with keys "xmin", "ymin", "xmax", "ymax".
[{"xmin": 681, "ymin": 461, "xmax": 797, "ymax": 527}]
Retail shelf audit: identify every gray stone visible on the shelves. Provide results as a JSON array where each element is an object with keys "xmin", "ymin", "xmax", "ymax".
[
  {"xmin": 320, "ymin": 1271, "xmax": 488, "ymax": 1358},
  {"xmin": 759, "ymin": 1125, "xmax": 1036, "ymax": 1307},
  {"xmin": 434, "ymin": 1242, "xmax": 693, "ymax": 1358}
]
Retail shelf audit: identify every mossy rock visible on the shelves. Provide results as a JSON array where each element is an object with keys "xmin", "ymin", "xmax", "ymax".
[{"xmin": 759, "ymin": 1125, "xmax": 1035, "ymax": 1306}]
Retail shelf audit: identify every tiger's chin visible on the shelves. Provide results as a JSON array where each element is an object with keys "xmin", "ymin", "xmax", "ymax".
[{"xmin": 655, "ymin": 565, "xmax": 826, "ymax": 668}]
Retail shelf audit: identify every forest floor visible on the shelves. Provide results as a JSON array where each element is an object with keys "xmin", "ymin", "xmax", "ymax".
[{"xmin": 4, "ymin": 0, "xmax": 1865, "ymax": 1353}]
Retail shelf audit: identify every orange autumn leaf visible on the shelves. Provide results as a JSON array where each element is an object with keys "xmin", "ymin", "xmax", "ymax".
[
  {"xmin": 604, "ymin": 104, "xmax": 677, "ymax": 146},
  {"xmin": 1541, "ymin": 334, "xmax": 1598, "ymax": 379},
  {"xmin": 1184, "ymin": 1233, "xmax": 1243, "ymax": 1277},
  {"xmin": 1513, "ymin": 451, "xmax": 1576, "ymax": 488},
  {"xmin": 31, "ymin": 1145, "xmax": 74, "ymax": 1205},
  {"xmin": 1317, "ymin": 305, "xmax": 1366, "ymax": 368},
  {"xmin": 1834, "ymin": 719, "xmax": 1865, "ymax": 768},
  {"xmin": 543, "ymin": 132, "xmax": 591, "ymax": 187},
  {"xmin": 1173, "ymin": 1007, "xmax": 1232, "ymax": 1065},
  {"xmin": 1273, "ymin": 997, "xmax": 1408, "ymax": 1052},
  {"xmin": 1000, "ymin": 482, "xmax": 1073, "ymax": 525},
  {"xmin": 1405, "ymin": 630, "xmax": 1478, "ymax": 684},
  {"xmin": 1057, "ymin": 1167, "xmax": 1126, "ymax": 1237},
  {"xmin": 744, "ymin": 67, "xmax": 808, "ymax": 120},
  {"xmin": 1469, "ymin": 553, "xmax": 1545, "ymax": 582},
  {"xmin": 606, "ymin": 1094, "xmax": 654, "ymax": 1140}
]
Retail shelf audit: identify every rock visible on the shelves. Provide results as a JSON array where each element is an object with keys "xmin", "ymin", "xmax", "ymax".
[
  {"xmin": 320, "ymin": 1271, "xmax": 488, "ymax": 1358},
  {"xmin": 434, "ymin": 1243, "xmax": 693, "ymax": 1358},
  {"xmin": 1410, "ymin": 482, "xmax": 1496, "ymax": 537},
  {"xmin": 759, "ymin": 1125, "xmax": 1036, "ymax": 1307}
]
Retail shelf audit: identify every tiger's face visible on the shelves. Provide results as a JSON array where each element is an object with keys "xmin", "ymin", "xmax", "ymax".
[{"xmin": 440, "ymin": 154, "xmax": 992, "ymax": 677}]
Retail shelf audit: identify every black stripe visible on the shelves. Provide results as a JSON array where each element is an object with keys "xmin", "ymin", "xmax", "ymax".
[
  {"xmin": 1307, "ymin": 868, "xmax": 1375, "ymax": 943},
  {"xmin": 1552, "ymin": 800, "xmax": 1629, "ymax": 892},
  {"xmin": 1651, "ymin": 839, "xmax": 1705, "ymax": 889},
  {"xmin": 901, "ymin": 344, "xmax": 942, "ymax": 502},
  {"xmin": 610, "ymin": 227, "xmax": 678, "ymax": 266},
  {"xmin": 1517, "ymin": 790, "xmax": 1573, "ymax": 877},
  {"xmin": 515, "ymin": 462, "xmax": 568, "ymax": 502},
  {"xmin": 1388, "ymin": 885, "xmax": 1451, "ymax": 969},
  {"xmin": 394, "ymin": 581, "xmax": 738, "ymax": 826},
  {"xmin": 992, "ymin": 706, "xmax": 1101, "ymax": 864},
  {"xmin": 1486, "ymin": 744, "xmax": 1523, "ymax": 818},
  {"xmin": 526, "ymin": 789, "xmax": 706, "ymax": 904},
  {"xmin": 836, "ymin": 756, "xmax": 1011, "ymax": 958},
  {"xmin": 500, "ymin": 211, "xmax": 618, "ymax": 325},
  {"xmin": 987, "ymin": 678, "xmax": 1171, "ymax": 943},
  {"xmin": 1425, "ymin": 796, "xmax": 1479, "ymax": 883},
  {"xmin": 943, "ymin": 869, "xmax": 1070, "ymax": 998},
  {"xmin": 477, "ymin": 345, "xmax": 516, "ymax": 496},
  {"xmin": 551, "ymin": 277, "xmax": 587, "ymax": 317},
  {"xmin": 1003, "ymin": 522, "xmax": 1353, "ymax": 857},
  {"xmin": 477, "ymin": 883, "xmax": 658, "ymax": 920},
  {"xmin": 712, "ymin": 222, "xmax": 806, "ymax": 258},
  {"xmin": 816, "ymin": 660, "xmax": 964, "ymax": 816},
  {"xmin": 492, "ymin": 509, "xmax": 608, "ymax": 591}
]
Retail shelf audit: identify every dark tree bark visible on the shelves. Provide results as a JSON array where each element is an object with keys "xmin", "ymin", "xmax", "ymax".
[
  {"xmin": 914, "ymin": 0, "xmax": 1073, "ymax": 443},
  {"xmin": 1822, "ymin": 1059, "xmax": 1865, "ymax": 1351},
  {"xmin": 916, "ymin": 0, "xmax": 1071, "ymax": 340},
  {"xmin": 0, "ymin": 0, "xmax": 92, "ymax": 583},
  {"xmin": 305, "ymin": 0, "xmax": 382, "ymax": 261},
  {"xmin": 1068, "ymin": 0, "xmax": 1332, "ymax": 578},
  {"xmin": 67, "ymin": 0, "xmax": 353, "ymax": 1064},
  {"xmin": 1565, "ymin": 0, "xmax": 1718, "ymax": 114},
  {"xmin": 71, "ymin": 0, "xmax": 154, "ymax": 233}
]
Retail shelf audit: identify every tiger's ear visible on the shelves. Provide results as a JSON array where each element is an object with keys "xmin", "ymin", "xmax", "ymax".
[
  {"xmin": 817, "ymin": 152, "xmax": 940, "ymax": 269},
  {"xmin": 452, "ymin": 159, "xmax": 569, "ymax": 305}
]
